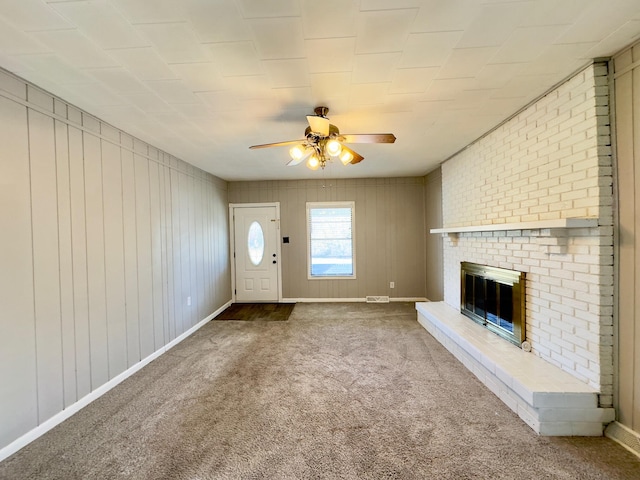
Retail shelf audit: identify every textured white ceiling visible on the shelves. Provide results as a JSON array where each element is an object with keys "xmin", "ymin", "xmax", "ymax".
[{"xmin": 1, "ymin": 0, "xmax": 639, "ymax": 180}]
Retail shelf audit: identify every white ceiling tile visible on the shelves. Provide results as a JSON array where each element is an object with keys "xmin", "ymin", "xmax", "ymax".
[
  {"xmin": 361, "ymin": 0, "xmax": 425, "ymax": 9},
  {"xmin": 411, "ymin": 0, "xmax": 482, "ymax": 33},
  {"xmin": 310, "ymin": 72, "xmax": 352, "ymax": 100},
  {"xmin": 236, "ymin": 0, "xmax": 300, "ymax": 19},
  {"xmin": 456, "ymin": 2, "xmax": 533, "ymax": 48},
  {"xmin": 197, "ymin": 90, "xmax": 240, "ymax": 112},
  {"xmin": 8, "ymin": 53, "xmax": 93, "ymax": 84},
  {"xmin": 492, "ymin": 73, "xmax": 562, "ymax": 100},
  {"xmin": 521, "ymin": 43, "xmax": 598, "ymax": 76},
  {"xmin": 170, "ymin": 62, "xmax": 226, "ymax": 92},
  {"xmin": 300, "ymin": 0, "xmax": 358, "ymax": 39},
  {"xmin": 422, "ymin": 78, "xmax": 477, "ymax": 102},
  {"xmin": 555, "ymin": 1, "xmax": 640, "ymax": 45},
  {"xmin": 109, "ymin": 0, "xmax": 187, "ymax": 24},
  {"xmin": 224, "ymin": 75, "xmax": 272, "ymax": 100},
  {"xmin": 517, "ymin": 0, "xmax": 595, "ymax": 28},
  {"xmin": 31, "ymin": 29, "xmax": 118, "ymax": 69},
  {"xmin": 262, "ymin": 58, "xmax": 310, "ymax": 88},
  {"xmin": 208, "ymin": 41, "xmax": 263, "ymax": 76},
  {"xmin": 61, "ymin": 81, "xmax": 125, "ymax": 107},
  {"xmin": 305, "ymin": 38, "xmax": 356, "ymax": 74},
  {"xmin": 400, "ymin": 31, "xmax": 463, "ymax": 68},
  {"xmin": 437, "ymin": 47, "xmax": 499, "ymax": 79},
  {"xmin": 0, "ymin": 17, "xmax": 50, "ymax": 55},
  {"xmin": 585, "ymin": 20, "xmax": 640, "ymax": 57},
  {"xmin": 250, "ymin": 18, "xmax": 306, "ymax": 60},
  {"xmin": 353, "ymin": 52, "xmax": 402, "ymax": 84},
  {"xmin": 120, "ymin": 91, "xmax": 173, "ymax": 113},
  {"xmin": 391, "ymin": 67, "xmax": 439, "ymax": 94},
  {"xmin": 491, "ymin": 25, "xmax": 567, "ymax": 64},
  {"xmin": 84, "ymin": 67, "xmax": 150, "ymax": 95},
  {"xmin": 108, "ymin": 47, "xmax": 178, "ymax": 80},
  {"xmin": 0, "ymin": 0, "xmax": 71, "ymax": 31},
  {"xmin": 144, "ymin": 79, "xmax": 200, "ymax": 104},
  {"xmin": 474, "ymin": 63, "xmax": 525, "ymax": 90},
  {"xmin": 135, "ymin": 23, "xmax": 211, "ymax": 64},
  {"xmin": 356, "ymin": 9, "xmax": 418, "ymax": 54},
  {"xmin": 349, "ymin": 82, "xmax": 389, "ymax": 105},
  {"xmin": 186, "ymin": 0, "xmax": 252, "ymax": 43},
  {"xmin": 50, "ymin": 0, "xmax": 148, "ymax": 50}
]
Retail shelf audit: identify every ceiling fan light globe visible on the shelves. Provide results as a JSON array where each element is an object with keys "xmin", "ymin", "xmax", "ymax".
[
  {"xmin": 326, "ymin": 139, "xmax": 342, "ymax": 157},
  {"xmin": 340, "ymin": 150, "xmax": 354, "ymax": 165},
  {"xmin": 307, "ymin": 154, "xmax": 320, "ymax": 170},
  {"xmin": 289, "ymin": 144, "xmax": 306, "ymax": 160}
]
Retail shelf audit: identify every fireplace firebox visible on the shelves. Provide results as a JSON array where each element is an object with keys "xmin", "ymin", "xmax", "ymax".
[{"xmin": 460, "ymin": 262, "xmax": 525, "ymax": 347}]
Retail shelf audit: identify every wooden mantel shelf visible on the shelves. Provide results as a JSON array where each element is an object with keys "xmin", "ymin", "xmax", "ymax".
[{"xmin": 430, "ymin": 218, "xmax": 598, "ymax": 234}]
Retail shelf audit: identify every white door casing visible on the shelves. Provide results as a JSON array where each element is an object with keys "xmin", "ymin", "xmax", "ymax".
[{"xmin": 231, "ymin": 204, "xmax": 280, "ymax": 302}]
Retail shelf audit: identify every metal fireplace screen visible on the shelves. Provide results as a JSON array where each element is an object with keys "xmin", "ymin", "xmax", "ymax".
[{"xmin": 460, "ymin": 262, "xmax": 525, "ymax": 347}]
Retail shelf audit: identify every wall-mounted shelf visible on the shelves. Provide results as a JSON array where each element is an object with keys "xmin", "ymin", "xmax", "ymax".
[{"xmin": 430, "ymin": 218, "xmax": 598, "ymax": 234}]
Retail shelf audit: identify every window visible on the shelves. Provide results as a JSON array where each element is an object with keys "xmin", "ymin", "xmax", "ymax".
[{"xmin": 306, "ymin": 202, "xmax": 355, "ymax": 279}]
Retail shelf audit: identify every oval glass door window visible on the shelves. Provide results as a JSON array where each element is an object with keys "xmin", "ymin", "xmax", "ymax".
[{"xmin": 247, "ymin": 221, "xmax": 265, "ymax": 266}]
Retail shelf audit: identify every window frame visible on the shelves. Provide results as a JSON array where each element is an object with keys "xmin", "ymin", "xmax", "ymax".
[{"xmin": 306, "ymin": 201, "xmax": 356, "ymax": 280}]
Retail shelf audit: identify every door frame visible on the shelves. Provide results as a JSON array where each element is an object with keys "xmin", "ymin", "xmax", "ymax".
[{"xmin": 229, "ymin": 202, "xmax": 282, "ymax": 303}]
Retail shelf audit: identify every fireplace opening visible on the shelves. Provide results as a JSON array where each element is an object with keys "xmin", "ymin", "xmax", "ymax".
[{"xmin": 460, "ymin": 262, "xmax": 525, "ymax": 347}]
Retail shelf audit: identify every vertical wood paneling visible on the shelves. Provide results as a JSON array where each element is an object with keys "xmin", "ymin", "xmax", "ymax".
[
  {"xmin": 0, "ymin": 71, "xmax": 231, "ymax": 452},
  {"xmin": 54, "ymin": 120, "xmax": 77, "ymax": 408},
  {"xmin": 68, "ymin": 126, "xmax": 91, "ymax": 398},
  {"xmin": 134, "ymin": 154, "xmax": 154, "ymax": 358},
  {"xmin": 614, "ymin": 46, "xmax": 640, "ymax": 434},
  {"xmin": 28, "ymin": 109, "xmax": 64, "ymax": 422},
  {"xmin": 83, "ymin": 133, "xmax": 109, "ymax": 389},
  {"xmin": 148, "ymin": 161, "xmax": 165, "ymax": 350},
  {"xmin": 179, "ymin": 172, "xmax": 192, "ymax": 330},
  {"xmin": 0, "ymin": 97, "xmax": 37, "ymax": 446},
  {"xmin": 120, "ymin": 148, "xmax": 140, "ymax": 366},
  {"xmin": 170, "ymin": 169, "xmax": 184, "ymax": 336},
  {"xmin": 425, "ymin": 168, "xmax": 444, "ymax": 301},
  {"xmin": 101, "ymin": 140, "xmax": 127, "ymax": 378}
]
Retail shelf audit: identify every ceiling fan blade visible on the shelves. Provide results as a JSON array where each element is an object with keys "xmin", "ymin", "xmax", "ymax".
[
  {"xmin": 306, "ymin": 115, "xmax": 330, "ymax": 136},
  {"xmin": 341, "ymin": 133, "xmax": 396, "ymax": 144},
  {"xmin": 341, "ymin": 145, "xmax": 364, "ymax": 165},
  {"xmin": 249, "ymin": 139, "xmax": 304, "ymax": 149}
]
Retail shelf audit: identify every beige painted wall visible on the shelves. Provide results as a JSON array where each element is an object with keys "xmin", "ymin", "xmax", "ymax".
[
  {"xmin": 229, "ymin": 178, "xmax": 426, "ymax": 300},
  {"xmin": 613, "ymin": 44, "xmax": 640, "ymax": 434},
  {"xmin": 424, "ymin": 168, "xmax": 443, "ymax": 301},
  {"xmin": 0, "ymin": 70, "xmax": 231, "ymax": 451}
]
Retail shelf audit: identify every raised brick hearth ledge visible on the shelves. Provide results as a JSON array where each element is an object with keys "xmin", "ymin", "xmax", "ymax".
[{"xmin": 416, "ymin": 302, "xmax": 615, "ymax": 436}]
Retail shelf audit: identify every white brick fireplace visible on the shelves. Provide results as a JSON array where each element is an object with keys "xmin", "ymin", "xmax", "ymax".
[{"xmin": 418, "ymin": 61, "xmax": 615, "ymax": 435}]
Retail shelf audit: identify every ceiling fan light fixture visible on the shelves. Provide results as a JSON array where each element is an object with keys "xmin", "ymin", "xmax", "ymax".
[
  {"xmin": 325, "ymin": 139, "xmax": 342, "ymax": 157},
  {"xmin": 339, "ymin": 150, "xmax": 354, "ymax": 165}
]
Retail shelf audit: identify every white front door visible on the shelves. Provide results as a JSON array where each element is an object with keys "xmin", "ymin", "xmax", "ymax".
[{"xmin": 232, "ymin": 205, "xmax": 280, "ymax": 302}]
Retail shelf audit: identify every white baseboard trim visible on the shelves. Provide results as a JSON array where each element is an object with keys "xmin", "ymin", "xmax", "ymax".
[
  {"xmin": 605, "ymin": 421, "xmax": 640, "ymax": 459},
  {"xmin": 0, "ymin": 300, "xmax": 232, "ymax": 463},
  {"xmin": 283, "ymin": 297, "xmax": 428, "ymax": 303}
]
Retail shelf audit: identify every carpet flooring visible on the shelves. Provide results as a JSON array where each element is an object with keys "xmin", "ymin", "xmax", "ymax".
[
  {"xmin": 213, "ymin": 302, "xmax": 295, "ymax": 321},
  {"xmin": 0, "ymin": 302, "xmax": 638, "ymax": 479}
]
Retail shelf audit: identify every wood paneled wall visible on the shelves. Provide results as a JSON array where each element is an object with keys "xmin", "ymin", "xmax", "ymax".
[
  {"xmin": 424, "ymin": 168, "xmax": 443, "ymax": 301},
  {"xmin": 228, "ymin": 178, "xmax": 426, "ymax": 300},
  {"xmin": 613, "ymin": 45, "xmax": 640, "ymax": 434},
  {"xmin": 0, "ymin": 71, "xmax": 230, "ymax": 450}
]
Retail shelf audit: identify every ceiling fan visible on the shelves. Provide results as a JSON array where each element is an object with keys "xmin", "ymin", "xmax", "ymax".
[{"xmin": 249, "ymin": 106, "xmax": 396, "ymax": 170}]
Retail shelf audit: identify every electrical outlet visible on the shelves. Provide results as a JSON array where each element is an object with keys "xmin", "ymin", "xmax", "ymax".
[
  {"xmin": 390, "ymin": 282, "xmax": 395, "ymax": 288},
  {"xmin": 187, "ymin": 296, "xmax": 191, "ymax": 306}
]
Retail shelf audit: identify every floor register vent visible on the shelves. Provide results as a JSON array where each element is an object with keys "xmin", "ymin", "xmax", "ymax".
[{"xmin": 366, "ymin": 295, "xmax": 390, "ymax": 303}]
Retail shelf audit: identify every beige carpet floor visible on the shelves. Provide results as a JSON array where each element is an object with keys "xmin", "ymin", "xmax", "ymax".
[{"xmin": 0, "ymin": 302, "xmax": 638, "ymax": 479}]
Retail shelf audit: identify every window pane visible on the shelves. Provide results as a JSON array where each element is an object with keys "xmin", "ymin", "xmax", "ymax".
[
  {"xmin": 308, "ymin": 204, "xmax": 354, "ymax": 278},
  {"xmin": 247, "ymin": 221, "xmax": 264, "ymax": 266}
]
